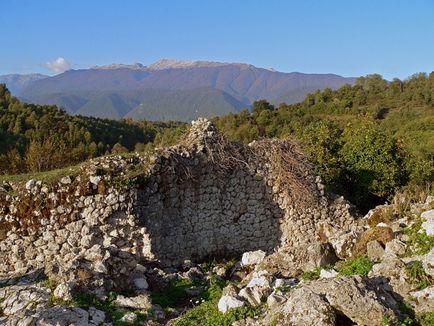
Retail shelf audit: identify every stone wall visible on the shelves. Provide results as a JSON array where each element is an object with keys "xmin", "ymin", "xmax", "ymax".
[{"xmin": 0, "ymin": 118, "xmax": 360, "ymax": 290}]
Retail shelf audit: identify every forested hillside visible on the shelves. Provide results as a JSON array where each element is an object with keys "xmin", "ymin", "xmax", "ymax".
[
  {"xmin": 0, "ymin": 84, "xmax": 183, "ymax": 175},
  {"xmin": 213, "ymin": 73, "xmax": 434, "ymax": 210}
]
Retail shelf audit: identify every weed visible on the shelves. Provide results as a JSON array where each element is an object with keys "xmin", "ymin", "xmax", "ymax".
[
  {"xmin": 405, "ymin": 261, "xmax": 432, "ymax": 290},
  {"xmin": 335, "ymin": 256, "xmax": 374, "ymax": 276},
  {"xmin": 404, "ymin": 218, "xmax": 434, "ymax": 256},
  {"xmin": 301, "ymin": 267, "xmax": 321, "ymax": 280},
  {"xmin": 418, "ymin": 311, "xmax": 434, "ymax": 326}
]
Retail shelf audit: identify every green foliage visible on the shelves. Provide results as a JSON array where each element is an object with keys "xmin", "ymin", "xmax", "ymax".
[
  {"xmin": 335, "ymin": 256, "xmax": 374, "ymax": 276},
  {"xmin": 405, "ymin": 261, "xmax": 432, "ymax": 290},
  {"xmin": 301, "ymin": 267, "xmax": 321, "ymax": 280},
  {"xmin": 215, "ymin": 73, "xmax": 434, "ymax": 211},
  {"xmin": 0, "ymin": 84, "xmax": 183, "ymax": 175},
  {"xmin": 404, "ymin": 218, "xmax": 434, "ymax": 255},
  {"xmin": 173, "ymin": 280, "xmax": 261, "ymax": 326},
  {"xmin": 174, "ymin": 301, "xmax": 261, "ymax": 326},
  {"xmin": 381, "ymin": 315, "xmax": 415, "ymax": 326},
  {"xmin": 418, "ymin": 311, "xmax": 434, "ymax": 326}
]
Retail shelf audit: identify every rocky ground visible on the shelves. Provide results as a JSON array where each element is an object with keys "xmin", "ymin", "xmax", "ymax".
[
  {"xmin": 1, "ymin": 197, "xmax": 434, "ymax": 325},
  {"xmin": 0, "ymin": 119, "xmax": 433, "ymax": 325}
]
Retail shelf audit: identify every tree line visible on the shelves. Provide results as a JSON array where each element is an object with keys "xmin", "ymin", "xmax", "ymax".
[{"xmin": 0, "ymin": 84, "xmax": 183, "ymax": 175}]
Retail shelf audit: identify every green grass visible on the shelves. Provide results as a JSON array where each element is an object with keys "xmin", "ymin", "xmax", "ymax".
[
  {"xmin": 335, "ymin": 256, "xmax": 374, "ymax": 276},
  {"xmin": 419, "ymin": 311, "xmax": 434, "ymax": 326},
  {"xmin": 173, "ymin": 279, "xmax": 262, "ymax": 326},
  {"xmin": 150, "ymin": 277, "xmax": 207, "ymax": 309},
  {"xmin": 405, "ymin": 261, "xmax": 432, "ymax": 290},
  {"xmin": 0, "ymin": 164, "xmax": 81, "ymax": 185},
  {"xmin": 301, "ymin": 267, "xmax": 321, "ymax": 280}
]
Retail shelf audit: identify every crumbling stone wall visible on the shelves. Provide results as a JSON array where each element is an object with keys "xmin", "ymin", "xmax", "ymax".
[{"xmin": 0, "ymin": 118, "xmax": 359, "ymax": 290}]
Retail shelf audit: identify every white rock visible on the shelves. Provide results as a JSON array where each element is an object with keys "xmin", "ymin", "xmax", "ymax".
[
  {"xmin": 89, "ymin": 175, "xmax": 102, "ymax": 186},
  {"xmin": 25, "ymin": 179, "xmax": 36, "ymax": 190},
  {"xmin": 241, "ymin": 250, "xmax": 266, "ymax": 266},
  {"xmin": 267, "ymin": 293, "xmax": 287, "ymax": 308},
  {"xmin": 133, "ymin": 277, "xmax": 149, "ymax": 290},
  {"xmin": 320, "ymin": 269, "xmax": 339, "ymax": 279},
  {"xmin": 115, "ymin": 294, "xmax": 151, "ymax": 309},
  {"xmin": 273, "ymin": 278, "xmax": 297, "ymax": 289},
  {"xmin": 421, "ymin": 210, "xmax": 434, "ymax": 236},
  {"xmin": 60, "ymin": 176, "xmax": 72, "ymax": 185},
  {"xmin": 410, "ymin": 285, "xmax": 434, "ymax": 313},
  {"xmin": 121, "ymin": 312, "xmax": 137, "ymax": 323},
  {"xmin": 53, "ymin": 282, "xmax": 74, "ymax": 301},
  {"xmin": 247, "ymin": 270, "xmax": 271, "ymax": 288},
  {"xmin": 423, "ymin": 247, "xmax": 434, "ymax": 278},
  {"xmin": 218, "ymin": 295, "xmax": 245, "ymax": 313}
]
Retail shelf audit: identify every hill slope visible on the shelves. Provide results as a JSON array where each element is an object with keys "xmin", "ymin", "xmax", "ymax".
[{"xmin": 7, "ymin": 60, "xmax": 355, "ymax": 121}]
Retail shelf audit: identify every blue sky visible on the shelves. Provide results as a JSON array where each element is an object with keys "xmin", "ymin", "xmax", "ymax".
[{"xmin": 1, "ymin": 0, "xmax": 433, "ymax": 79}]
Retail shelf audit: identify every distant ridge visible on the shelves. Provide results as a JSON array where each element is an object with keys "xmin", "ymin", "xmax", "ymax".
[{"xmin": 1, "ymin": 59, "xmax": 356, "ymax": 121}]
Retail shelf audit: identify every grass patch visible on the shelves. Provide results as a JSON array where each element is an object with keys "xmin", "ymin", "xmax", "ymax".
[
  {"xmin": 419, "ymin": 311, "xmax": 434, "ymax": 326},
  {"xmin": 301, "ymin": 267, "xmax": 321, "ymax": 280},
  {"xmin": 150, "ymin": 277, "xmax": 206, "ymax": 309},
  {"xmin": 405, "ymin": 261, "xmax": 433, "ymax": 290},
  {"xmin": 404, "ymin": 218, "xmax": 434, "ymax": 256},
  {"xmin": 173, "ymin": 279, "xmax": 262, "ymax": 326},
  {"xmin": 0, "ymin": 164, "xmax": 81, "ymax": 185},
  {"xmin": 335, "ymin": 256, "xmax": 374, "ymax": 276}
]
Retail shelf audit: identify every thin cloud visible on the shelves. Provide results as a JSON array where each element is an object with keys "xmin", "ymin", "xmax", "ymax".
[{"xmin": 44, "ymin": 57, "xmax": 72, "ymax": 73}]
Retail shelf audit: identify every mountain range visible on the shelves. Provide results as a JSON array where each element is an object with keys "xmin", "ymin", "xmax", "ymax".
[{"xmin": 0, "ymin": 59, "xmax": 356, "ymax": 121}]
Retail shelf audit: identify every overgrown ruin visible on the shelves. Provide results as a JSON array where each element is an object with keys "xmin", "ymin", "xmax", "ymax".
[{"xmin": 0, "ymin": 119, "xmax": 359, "ymax": 291}]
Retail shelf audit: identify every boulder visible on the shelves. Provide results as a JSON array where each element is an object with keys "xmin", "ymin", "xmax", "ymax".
[
  {"xmin": 53, "ymin": 282, "xmax": 75, "ymax": 301},
  {"xmin": 421, "ymin": 210, "xmax": 434, "ymax": 236},
  {"xmin": 218, "ymin": 295, "xmax": 245, "ymax": 313},
  {"xmin": 133, "ymin": 277, "xmax": 149, "ymax": 290},
  {"xmin": 115, "ymin": 294, "xmax": 152, "ymax": 310},
  {"xmin": 241, "ymin": 250, "xmax": 266, "ymax": 266},
  {"xmin": 275, "ymin": 287, "xmax": 336, "ymax": 326},
  {"xmin": 307, "ymin": 276, "xmax": 400, "ymax": 325},
  {"xmin": 385, "ymin": 239, "xmax": 407, "ymax": 257},
  {"xmin": 366, "ymin": 240, "xmax": 385, "ymax": 262},
  {"xmin": 410, "ymin": 286, "xmax": 434, "ymax": 313},
  {"xmin": 303, "ymin": 242, "xmax": 339, "ymax": 270},
  {"xmin": 239, "ymin": 286, "xmax": 270, "ymax": 307},
  {"xmin": 369, "ymin": 256, "xmax": 413, "ymax": 299},
  {"xmin": 352, "ymin": 226, "xmax": 394, "ymax": 256}
]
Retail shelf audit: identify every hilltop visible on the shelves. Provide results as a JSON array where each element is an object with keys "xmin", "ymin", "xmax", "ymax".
[{"xmin": 0, "ymin": 59, "xmax": 355, "ymax": 121}]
